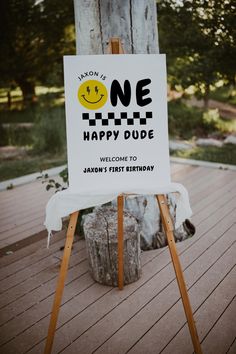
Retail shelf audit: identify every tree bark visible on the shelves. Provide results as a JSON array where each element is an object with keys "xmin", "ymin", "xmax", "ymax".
[
  {"xmin": 83, "ymin": 206, "xmax": 141, "ymax": 286},
  {"xmin": 203, "ymin": 83, "xmax": 210, "ymax": 109},
  {"xmin": 74, "ymin": 0, "xmax": 158, "ymax": 55},
  {"xmin": 18, "ymin": 78, "xmax": 36, "ymax": 103},
  {"xmin": 7, "ymin": 90, "xmax": 11, "ymax": 109}
]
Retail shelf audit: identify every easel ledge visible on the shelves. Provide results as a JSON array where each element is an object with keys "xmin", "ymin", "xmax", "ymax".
[{"xmin": 44, "ymin": 38, "xmax": 202, "ymax": 354}]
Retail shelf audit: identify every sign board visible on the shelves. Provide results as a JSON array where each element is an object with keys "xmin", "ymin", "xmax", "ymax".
[{"xmin": 63, "ymin": 54, "xmax": 170, "ymax": 195}]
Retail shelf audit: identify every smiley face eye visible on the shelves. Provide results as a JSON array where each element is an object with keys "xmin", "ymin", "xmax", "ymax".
[
  {"xmin": 86, "ymin": 86, "xmax": 90, "ymax": 94},
  {"xmin": 95, "ymin": 86, "xmax": 99, "ymax": 94}
]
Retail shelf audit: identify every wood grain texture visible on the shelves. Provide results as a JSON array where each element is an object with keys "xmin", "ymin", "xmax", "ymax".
[
  {"xmin": 83, "ymin": 206, "xmax": 141, "ymax": 287},
  {"xmin": 74, "ymin": 0, "xmax": 102, "ymax": 54},
  {"xmin": 100, "ymin": 0, "xmax": 132, "ymax": 53},
  {"xmin": 74, "ymin": 0, "xmax": 159, "ymax": 54},
  {"xmin": 117, "ymin": 195, "xmax": 124, "ymax": 289},
  {"xmin": 131, "ymin": 0, "xmax": 159, "ymax": 53}
]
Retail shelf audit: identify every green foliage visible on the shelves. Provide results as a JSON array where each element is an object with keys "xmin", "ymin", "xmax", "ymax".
[
  {"xmin": 0, "ymin": 105, "xmax": 40, "ymax": 124},
  {"xmin": 0, "ymin": 0, "xmax": 75, "ymax": 100},
  {"xmin": 59, "ymin": 167, "xmax": 68, "ymax": 184},
  {"xmin": 0, "ymin": 88, "xmax": 66, "ymax": 148},
  {"xmin": 209, "ymin": 85, "xmax": 236, "ymax": 106},
  {"xmin": 0, "ymin": 124, "xmax": 33, "ymax": 146},
  {"xmin": 168, "ymin": 99, "xmax": 235, "ymax": 139},
  {"xmin": 171, "ymin": 144, "xmax": 236, "ymax": 166},
  {"xmin": 168, "ymin": 99, "xmax": 212, "ymax": 139},
  {"xmin": 38, "ymin": 167, "xmax": 68, "ymax": 192},
  {"xmin": 157, "ymin": 0, "xmax": 236, "ymax": 98},
  {"xmin": 202, "ymin": 109, "xmax": 220, "ymax": 129},
  {"xmin": 0, "ymin": 124, "xmax": 8, "ymax": 146},
  {"xmin": 32, "ymin": 106, "xmax": 66, "ymax": 154},
  {"xmin": 0, "ymin": 154, "xmax": 66, "ymax": 182}
]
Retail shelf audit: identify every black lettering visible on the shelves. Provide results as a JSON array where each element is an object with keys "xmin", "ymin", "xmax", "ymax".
[
  {"xmin": 132, "ymin": 130, "xmax": 139, "ymax": 139},
  {"xmin": 148, "ymin": 129, "xmax": 154, "ymax": 139},
  {"xmin": 136, "ymin": 79, "xmax": 152, "ymax": 107},
  {"xmin": 91, "ymin": 131, "xmax": 98, "ymax": 140},
  {"xmin": 99, "ymin": 131, "xmax": 105, "ymax": 140},
  {"xmin": 140, "ymin": 130, "xmax": 147, "ymax": 139},
  {"xmin": 107, "ymin": 131, "xmax": 112, "ymax": 140},
  {"xmin": 113, "ymin": 130, "xmax": 119, "ymax": 140},
  {"xmin": 110, "ymin": 80, "xmax": 131, "ymax": 107},
  {"xmin": 83, "ymin": 131, "xmax": 90, "ymax": 141},
  {"xmin": 124, "ymin": 130, "xmax": 131, "ymax": 139}
]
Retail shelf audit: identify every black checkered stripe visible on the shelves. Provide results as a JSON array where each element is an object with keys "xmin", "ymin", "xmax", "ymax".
[{"xmin": 82, "ymin": 112, "xmax": 152, "ymax": 126}]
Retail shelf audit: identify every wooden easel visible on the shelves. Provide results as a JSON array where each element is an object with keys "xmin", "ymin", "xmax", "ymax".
[{"xmin": 44, "ymin": 38, "xmax": 202, "ymax": 354}]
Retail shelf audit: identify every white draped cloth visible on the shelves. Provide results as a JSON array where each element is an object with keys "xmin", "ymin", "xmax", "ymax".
[{"xmin": 44, "ymin": 182, "xmax": 192, "ymax": 247}]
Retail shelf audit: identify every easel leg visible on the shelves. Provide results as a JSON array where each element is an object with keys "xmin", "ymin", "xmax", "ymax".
[
  {"xmin": 108, "ymin": 37, "xmax": 125, "ymax": 291},
  {"xmin": 44, "ymin": 211, "xmax": 79, "ymax": 354},
  {"xmin": 117, "ymin": 195, "xmax": 124, "ymax": 290},
  {"xmin": 156, "ymin": 195, "xmax": 202, "ymax": 354}
]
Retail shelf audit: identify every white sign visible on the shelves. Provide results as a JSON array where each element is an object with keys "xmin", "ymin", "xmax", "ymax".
[{"xmin": 63, "ymin": 54, "xmax": 170, "ymax": 195}]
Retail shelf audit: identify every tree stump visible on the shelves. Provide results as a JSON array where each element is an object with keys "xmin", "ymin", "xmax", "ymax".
[{"xmin": 83, "ymin": 206, "xmax": 141, "ymax": 287}]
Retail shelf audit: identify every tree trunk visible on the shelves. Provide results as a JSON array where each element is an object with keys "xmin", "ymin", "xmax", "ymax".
[
  {"xmin": 18, "ymin": 78, "xmax": 36, "ymax": 103},
  {"xmin": 7, "ymin": 90, "xmax": 11, "ymax": 109},
  {"xmin": 74, "ymin": 0, "xmax": 158, "ymax": 55},
  {"xmin": 203, "ymin": 83, "xmax": 210, "ymax": 109},
  {"xmin": 83, "ymin": 206, "xmax": 141, "ymax": 286}
]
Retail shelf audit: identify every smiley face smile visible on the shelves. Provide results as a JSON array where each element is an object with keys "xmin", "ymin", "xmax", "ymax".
[{"xmin": 81, "ymin": 94, "xmax": 104, "ymax": 104}]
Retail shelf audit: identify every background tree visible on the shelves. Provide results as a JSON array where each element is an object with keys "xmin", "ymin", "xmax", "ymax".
[
  {"xmin": 0, "ymin": 0, "xmax": 75, "ymax": 102},
  {"xmin": 157, "ymin": 0, "xmax": 236, "ymax": 106}
]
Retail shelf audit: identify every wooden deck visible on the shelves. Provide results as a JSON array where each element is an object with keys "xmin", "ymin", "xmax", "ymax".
[
  {"xmin": 0, "ymin": 162, "xmax": 235, "ymax": 353},
  {"xmin": 0, "ymin": 178, "xmax": 55, "ymax": 253}
]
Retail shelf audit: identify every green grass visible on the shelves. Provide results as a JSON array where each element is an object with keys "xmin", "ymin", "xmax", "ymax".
[
  {"xmin": 0, "ymin": 86, "xmax": 65, "ymax": 124},
  {"xmin": 0, "ymin": 86, "xmax": 67, "ymax": 181},
  {"xmin": 171, "ymin": 144, "xmax": 236, "ymax": 165},
  {"xmin": 0, "ymin": 154, "xmax": 67, "ymax": 182}
]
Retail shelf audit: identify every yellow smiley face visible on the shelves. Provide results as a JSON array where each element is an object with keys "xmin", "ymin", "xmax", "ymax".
[{"xmin": 78, "ymin": 80, "xmax": 108, "ymax": 110}]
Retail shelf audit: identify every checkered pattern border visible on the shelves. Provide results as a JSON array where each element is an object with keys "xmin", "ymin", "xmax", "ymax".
[{"xmin": 82, "ymin": 112, "xmax": 153, "ymax": 126}]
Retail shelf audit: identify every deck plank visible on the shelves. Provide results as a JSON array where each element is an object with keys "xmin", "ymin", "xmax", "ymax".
[
  {"xmin": 0, "ymin": 244, "xmax": 87, "ymax": 309},
  {"xmin": 227, "ymin": 338, "xmax": 236, "ymax": 354},
  {"xmin": 202, "ymin": 296, "xmax": 236, "ymax": 354},
  {"xmin": 153, "ymin": 263, "xmax": 236, "ymax": 354}
]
